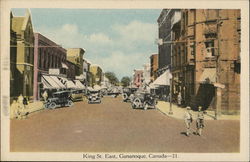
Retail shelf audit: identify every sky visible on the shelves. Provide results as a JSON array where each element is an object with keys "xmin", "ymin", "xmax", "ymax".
[{"xmin": 11, "ymin": 8, "xmax": 161, "ymax": 80}]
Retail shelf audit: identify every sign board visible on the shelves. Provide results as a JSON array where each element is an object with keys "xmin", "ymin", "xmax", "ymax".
[{"xmin": 49, "ymin": 68, "xmax": 60, "ymax": 75}]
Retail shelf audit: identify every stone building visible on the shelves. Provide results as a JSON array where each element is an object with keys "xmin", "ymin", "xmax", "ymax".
[
  {"xmin": 171, "ymin": 9, "xmax": 240, "ymax": 115},
  {"xmin": 33, "ymin": 33, "xmax": 67, "ymax": 100},
  {"xmin": 66, "ymin": 48, "xmax": 85, "ymax": 78},
  {"xmin": 10, "ymin": 10, "xmax": 34, "ymax": 99},
  {"xmin": 150, "ymin": 53, "xmax": 159, "ymax": 81},
  {"xmin": 89, "ymin": 65, "xmax": 103, "ymax": 86},
  {"xmin": 82, "ymin": 59, "xmax": 91, "ymax": 86}
]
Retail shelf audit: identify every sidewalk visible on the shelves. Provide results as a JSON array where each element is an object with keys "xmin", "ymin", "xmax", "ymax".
[
  {"xmin": 10, "ymin": 101, "xmax": 44, "ymax": 119},
  {"xmin": 156, "ymin": 101, "xmax": 240, "ymax": 120}
]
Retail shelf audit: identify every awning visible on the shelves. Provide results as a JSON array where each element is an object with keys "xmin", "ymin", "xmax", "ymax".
[
  {"xmin": 74, "ymin": 80, "xmax": 85, "ymax": 89},
  {"xmin": 42, "ymin": 77, "xmax": 53, "ymax": 89},
  {"xmin": 93, "ymin": 85, "xmax": 101, "ymax": 90},
  {"xmin": 62, "ymin": 62, "xmax": 68, "ymax": 69},
  {"xmin": 50, "ymin": 76, "xmax": 66, "ymax": 88},
  {"xmin": 66, "ymin": 80, "xmax": 78, "ymax": 89},
  {"xmin": 42, "ymin": 75, "xmax": 61, "ymax": 89},
  {"xmin": 153, "ymin": 70, "xmax": 171, "ymax": 86},
  {"xmin": 149, "ymin": 83, "xmax": 159, "ymax": 89},
  {"xmin": 199, "ymin": 68, "xmax": 216, "ymax": 83}
]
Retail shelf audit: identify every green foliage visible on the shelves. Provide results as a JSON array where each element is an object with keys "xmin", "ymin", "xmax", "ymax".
[
  {"xmin": 105, "ymin": 72, "xmax": 119, "ymax": 85},
  {"xmin": 121, "ymin": 76, "xmax": 131, "ymax": 87}
]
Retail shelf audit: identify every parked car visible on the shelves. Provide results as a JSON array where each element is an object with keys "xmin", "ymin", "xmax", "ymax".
[
  {"xmin": 87, "ymin": 90, "xmax": 101, "ymax": 104},
  {"xmin": 44, "ymin": 91, "xmax": 73, "ymax": 109},
  {"xmin": 131, "ymin": 91, "xmax": 157, "ymax": 110},
  {"xmin": 122, "ymin": 88, "xmax": 138, "ymax": 102},
  {"xmin": 70, "ymin": 89, "xmax": 84, "ymax": 101}
]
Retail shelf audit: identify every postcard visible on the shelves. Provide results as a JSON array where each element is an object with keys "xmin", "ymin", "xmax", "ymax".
[{"xmin": 1, "ymin": 0, "xmax": 249, "ymax": 161}]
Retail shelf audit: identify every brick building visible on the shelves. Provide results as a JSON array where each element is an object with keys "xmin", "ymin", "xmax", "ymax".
[
  {"xmin": 171, "ymin": 9, "xmax": 240, "ymax": 115},
  {"xmin": 133, "ymin": 69, "xmax": 143, "ymax": 88},
  {"xmin": 150, "ymin": 54, "xmax": 159, "ymax": 81},
  {"xmin": 33, "ymin": 33, "xmax": 67, "ymax": 100}
]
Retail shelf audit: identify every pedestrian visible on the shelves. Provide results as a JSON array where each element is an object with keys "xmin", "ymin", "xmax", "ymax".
[
  {"xmin": 23, "ymin": 97, "xmax": 28, "ymax": 108},
  {"xmin": 42, "ymin": 90, "xmax": 48, "ymax": 102},
  {"xmin": 184, "ymin": 106, "xmax": 193, "ymax": 136},
  {"xmin": 196, "ymin": 106, "xmax": 205, "ymax": 136},
  {"xmin": 177, "ymin": 92, "xmax": 182, "ymax": 106}
]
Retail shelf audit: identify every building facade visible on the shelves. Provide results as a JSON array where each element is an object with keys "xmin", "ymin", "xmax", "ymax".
[
  {"xmin": 89, "ymin": 65, "xmax": 103, "ymax": 86},
  {"xmin": 10, "ymin": 10, "xmax": 34, "ymax": 99},
  {"xmin": 66, "ymin": 48, "xmax": 85, "ymax": 78},
  {"xmin": 157, "ymin": 9, "xmax": 181, "ymax": 75},
  {"xmin": 150, "ymin": 54, "xmax": 159, "ymax": 81},
  {"xmin": 143, "ymin": 63, "xmax": 151, "ymax": 84},
  {"xmin": 133, "ymin": 69, "xmax": 143, "ymax": 88},
  {"xmin": 82, "ymin": 59, "xmax": 91, "ymax": 86},
  {"xmin": 33, "ymin": 33, "xmax": 67, "ymax": 100},
  {"xmin": 172, "ymin": 9, "xmax": 240, "ymax": 114}
]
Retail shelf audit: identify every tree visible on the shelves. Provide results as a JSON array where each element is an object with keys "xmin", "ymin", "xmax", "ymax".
[
  {"xmin": 105, "ymin": 72, "xmax": 119, "ymax": 85},
  {"xmin": 121, "ymin": 76, "xmax": 131, "ymax": 87}
]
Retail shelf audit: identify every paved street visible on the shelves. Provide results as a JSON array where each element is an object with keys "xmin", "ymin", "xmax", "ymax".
[{"xmin": 10, "ymin": 96, "xmax": 239, "ymax": 153}]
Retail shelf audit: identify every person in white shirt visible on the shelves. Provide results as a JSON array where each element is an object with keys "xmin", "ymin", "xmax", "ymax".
[
  {"xmin": 196, "ymin": 106, "xmax": 205, "ymax": 136},
  {"xmin": 184, "ymin": 106, "xmax": 193, "ymax": 136}
]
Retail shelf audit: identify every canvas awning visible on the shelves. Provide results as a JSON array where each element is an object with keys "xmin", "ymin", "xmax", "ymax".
[
  {"xmin": 42, "ymin": 75, "xmax": 61, "ymax": 89},
  {"xmin": 152, "ymin": 70, "xmax": 171, "ymax": 86},
  {"xmin": 93, "ymin": 85, "xmax": 101, "ymax": 90},
  {"xmin": 50, "ymin": 76, "xmax": 66, "ymax": 88},
  {"xmin": 66, "ymin": 80, "xmax": 78, "ymax": 89},
  {"xmin": 74, "ymin": 80, "xmax": 85, "ymax": 89},
  {"xmin": 199, "ymin": 68, "xmax": 216, "ymax": 83}
]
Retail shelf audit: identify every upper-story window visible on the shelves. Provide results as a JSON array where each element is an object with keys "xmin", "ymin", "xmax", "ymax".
[{"xmin": 205, "ymin": 40, "xmax": 215, "ymax": 57}]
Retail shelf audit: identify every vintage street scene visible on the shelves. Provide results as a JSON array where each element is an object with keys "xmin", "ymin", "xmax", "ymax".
[{"xmin": 9, "ymin": 9, "xmax": 240, "ymax": 153}]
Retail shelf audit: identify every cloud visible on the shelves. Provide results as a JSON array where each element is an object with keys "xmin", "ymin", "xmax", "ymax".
[
  {"xmin": 88, "ymin": 33, "xmax": 113, "ymax": 44},
  {"xmin": 35, "ymin": 21, "xmax": 157, "ymax": 79},
  {"xmin": 112, "ymin": 20, "xmax": 158, "ymax": 44}
]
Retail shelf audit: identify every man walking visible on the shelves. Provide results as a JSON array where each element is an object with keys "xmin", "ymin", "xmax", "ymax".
[
  {"xmin": 184, "ymin": 106, "xmax": 193, "ymax": 136},
  {"xmin": 196, "ymin": 106, "xmax": 205, "ymax": 136}
]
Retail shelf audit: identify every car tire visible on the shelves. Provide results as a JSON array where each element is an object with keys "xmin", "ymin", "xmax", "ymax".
[
  {"xmin": 49, "ymin": 102, "xmax": 56, "ymax": 109},
  {"xmin": 133, "ymin": 98, "xmax": 141, "ymax": 109},
  {"xmin": 122, "ymin": 93, "xmax": 128, "ymax": 101},
  {"xmin": 68, "ymin": 100, "xmax": 73, "ymax": 107},
  {"xmin": 144, "ymin": 103, "xmax": 148, "ymax": 110}
]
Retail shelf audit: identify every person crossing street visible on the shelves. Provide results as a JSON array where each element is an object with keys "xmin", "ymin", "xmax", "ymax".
[
  {"xmin": 184, "ymin": 106, "xmax": 193, "ymax": 136},
  {"xmin": 196, "ymin": 106, "xmax": 205, "ymax": 136}
]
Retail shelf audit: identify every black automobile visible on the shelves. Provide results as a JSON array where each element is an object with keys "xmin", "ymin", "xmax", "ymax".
[
  {"xmin": 131, "ymin": 91, "xmax": 157, "ymax": 110},
  {"xmin": 44, "ymin": 91, "xmax": 73, "ymax": 109},
  {"xmin": 87, "ymin": 90, "xmax": 101, "ymax": 104},
  {"xmin": 122, "ymin": 88, "xmax": 138, "ymax": 102}
]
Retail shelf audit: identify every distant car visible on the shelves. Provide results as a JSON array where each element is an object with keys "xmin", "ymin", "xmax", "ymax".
[
  {"xmin": 44, "ymin": 91, "xmax": 73, "ymax": 109},
  {"xmin": 70, "ymin": 90, "xmax": 84, "ymax": 101},
  {"xmin": 131, "ymin": 91, "xmax": 157, "ymax": 110},
  {"xmin": 87, "ymin": 90, "xmax": 101, "ymax": 104},
  {"xmin": 122, "ymin": 88, "xmax": 138, "ymax": 102}
]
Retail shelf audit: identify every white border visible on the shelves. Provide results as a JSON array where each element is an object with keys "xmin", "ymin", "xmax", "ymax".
[{"xmin": 1, "ymin": 0, "xmax": 249, "ymax": 161}]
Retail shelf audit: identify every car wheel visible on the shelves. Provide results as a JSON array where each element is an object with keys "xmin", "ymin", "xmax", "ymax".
[
  {"xmin": 68, "ymin": 100, "xmax": 73, "ymax": 107},
  {"xmin": 122, "ymin": 93, "xmax": 128, "ymax": 101},
  {"xmin": 133, "ymin": 98, "xmax": 141, "ymax": 109},
  {"xmin": 144, "ymin": 103, "xmax": 148, "ymax": 110},
  {"xmin": 49, "ymin": 102, "xmax": 56, "ymax": 109}
]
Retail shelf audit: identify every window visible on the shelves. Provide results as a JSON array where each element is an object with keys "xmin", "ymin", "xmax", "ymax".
[{"xmin": 205, "ymin": 41, "xmax": 215, "ymax": 57}]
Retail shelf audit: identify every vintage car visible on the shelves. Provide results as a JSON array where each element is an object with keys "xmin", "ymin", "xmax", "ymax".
[
  {"xmin": 122, "ymin": 88, "xmax": 138, "ymax": 102},
  {"xmin": 70, "ymin": 89, "xmax": 84, "ymax": 102},
  {"xmin": 107, "ymin": 87, "xmax": 120, "ymax": 98},
  {"xmin": 87, "ymin": 90, "xmax": 101, "ymax": 104},
  {"xmin": 44, "ymin": 91, "xmax": 73, "ymax": 109},
  {"xmin": 131, "ymin": 91, "xmax": 157, "ymax": 110}
]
